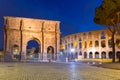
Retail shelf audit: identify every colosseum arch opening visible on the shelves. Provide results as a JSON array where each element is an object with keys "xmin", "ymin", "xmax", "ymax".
[
  {"xmin": 84, "ymin": 52, "xmax": 87, "ymax": 58},
  {"xmin": 101, "ymin": 51, "xmax": 106, "ymax": 59},
  {"xmin": 95, "ymin": 52, "xmax": 99, "ymax": 58},
  {"xmin": 4, "ymin": 16, "xmax": 60, "ymax": 62},
  {"xmin": 89, "ymin": 52, "xmax": 93, "ymax": 58},
  {"xmin": 47, "ymin": 46, "xmax": 54, "ymax": 60}
]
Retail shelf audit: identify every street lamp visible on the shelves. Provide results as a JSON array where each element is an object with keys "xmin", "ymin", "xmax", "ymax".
[
  {"xmin": 70, "ymin": 48, "xmax": 75, "ymax": 52},
  {"xmin": 70, "ymin": 48, "xmax": 75, "ymax": 61}
]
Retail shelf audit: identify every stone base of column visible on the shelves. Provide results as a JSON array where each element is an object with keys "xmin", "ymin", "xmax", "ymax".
[
  {"xmin": 42, "ymin": 53, "xmax": 48, "ymax": 62},
  {"xmin": 21, "ymin": 52, "xmax": 26, "ymax": 62},
  {"xmin": 56, "ymin": 54, "xmax": 60, "ymax": 62},
  {"xmin": 37, "ymin": 53, "xmax": 41, "ymax": 62}
]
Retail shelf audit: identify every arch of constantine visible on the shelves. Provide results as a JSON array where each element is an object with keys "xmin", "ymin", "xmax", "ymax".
[{"xmin": 4, "ymin": 16, "xmax": 60, "ymax": 61}]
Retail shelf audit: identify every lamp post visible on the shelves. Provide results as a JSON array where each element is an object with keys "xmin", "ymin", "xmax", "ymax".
[
  {"xmin": 70, "ymin": 48, "xmax": 75, "ymax": 52},
  {"xmin": 70, "ymin": 48, "xmax": 75, "ymax": 61}
]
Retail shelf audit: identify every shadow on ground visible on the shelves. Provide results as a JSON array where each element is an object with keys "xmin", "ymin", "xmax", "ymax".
[{"xmin": 92, "ymin": 62, "xmax": 120, "ymax": 70}]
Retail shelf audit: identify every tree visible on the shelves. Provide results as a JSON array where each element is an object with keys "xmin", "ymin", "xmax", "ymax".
[{"xmin": 94, "ymin": 0, "xmax": 120, "ymax": 62}]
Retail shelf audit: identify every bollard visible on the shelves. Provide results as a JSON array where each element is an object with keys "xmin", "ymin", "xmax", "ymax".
[{"xmin": 66, "ymin": 58, "xmax": 68, "ymax": 62}]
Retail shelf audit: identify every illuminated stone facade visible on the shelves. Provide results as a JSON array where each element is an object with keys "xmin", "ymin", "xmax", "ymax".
[
  {"xmin": 61, "ymin": 30, "xmax": 120, "ymax": 60},
  {"xmin": 4, "ymin": 16, "xmax": 60, "ymax": 61}
]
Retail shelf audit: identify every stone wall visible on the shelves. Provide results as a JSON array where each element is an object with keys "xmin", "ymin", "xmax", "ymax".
[{"xmin": 61, "ymin": 29, "xmax": 120, "ymax": 59}]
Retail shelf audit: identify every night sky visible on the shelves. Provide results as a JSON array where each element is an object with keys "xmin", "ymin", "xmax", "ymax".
[{"xmin": 0, "ymin": 0, "xmax": 104, "ymax": 49}]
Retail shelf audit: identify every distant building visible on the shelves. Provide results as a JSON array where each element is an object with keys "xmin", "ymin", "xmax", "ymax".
[
  {"xmin": 61, "ymin": 29, "xmax": 120, "ymax": 61},
  {"xmin": 4, "ymin": 16, "xmax": 60, "ymax": 61}
]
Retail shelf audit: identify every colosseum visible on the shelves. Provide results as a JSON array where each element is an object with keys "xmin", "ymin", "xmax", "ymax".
[
  {"xmin": 4, "ymin": 16, "xmax": 60, "ymax": 61},
  {"xmin": 61, "ymin": 29, "xmax": 120, "ymax": 62}
]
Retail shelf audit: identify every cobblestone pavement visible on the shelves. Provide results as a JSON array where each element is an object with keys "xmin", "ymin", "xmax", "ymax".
[{"xmin": 0, "ymin": 62, "xmax": 120, "ymax": 80}]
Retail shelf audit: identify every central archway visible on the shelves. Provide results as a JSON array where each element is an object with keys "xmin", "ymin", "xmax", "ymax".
[
  {"xmin": 26, "ymin": 39, "xmax": 41, "ymax": 60},
  {"xmin": 47, "ymin": 46, "xmax": 54, "ymax": 60}
]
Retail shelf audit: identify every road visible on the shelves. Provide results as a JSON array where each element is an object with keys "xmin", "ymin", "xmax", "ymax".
[{"xmin": 0, "ymin": 62, "xmax": 120, "ymax": 80}]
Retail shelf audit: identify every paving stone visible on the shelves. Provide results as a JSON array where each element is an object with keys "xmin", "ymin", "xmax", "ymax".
[{"xmin": 0, "ymin": 62, "xmax": 120, "ymax": 80}]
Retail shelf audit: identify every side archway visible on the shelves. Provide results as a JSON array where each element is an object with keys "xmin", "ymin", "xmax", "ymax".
[
  {"xmin": 47, "ymin": 46, "xmax": 54, "ymax": 60},
  {"xmin": 12, "ymin": 44, "xmax": 20, "ymax": 60}
]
